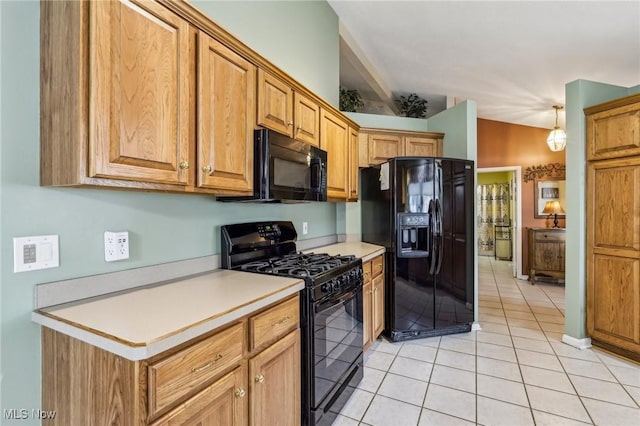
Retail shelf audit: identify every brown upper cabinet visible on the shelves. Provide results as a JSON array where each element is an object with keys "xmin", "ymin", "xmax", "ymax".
[
  {"xmin": 40, "ymin": 0, "xmax": 357, "ymax": 199},
  {"xmin": 348, "ymin": 127, "xmax": 360, "ymax": 201},
  {"xmin": 585, "ymin": 94, "xmax": 640, "ymax": 161},
  {"xmin": 197, "ymin": 32, "xmax": 255, "ymax": 195},
  {"xmin": 320, "ymin": 109, "xmax": 350, "ymax": 201},
  {"xmin": 358, "ymin": 128, "xmax": 444, "ymax": 167},
  {"xmin": 257, "ymin": 70, "xmax": 321, "ymax": 147},
  {"xmin": 41, "ymin": 0, "xmax": 193, "ymax": 188}
]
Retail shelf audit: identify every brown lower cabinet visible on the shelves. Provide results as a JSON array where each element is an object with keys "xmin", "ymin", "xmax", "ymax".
[
  {"xmin": 41, "ymin": 295, "xmax": 300, "ymax": 425},
  {"xmin": 363, "ymin": 255, "xmax": 385, "ymax": 351}
]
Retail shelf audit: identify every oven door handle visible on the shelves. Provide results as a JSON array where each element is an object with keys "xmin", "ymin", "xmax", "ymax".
[{"xmin": 315, "ymin": 287, "xmax": 361, "ymax": 314}]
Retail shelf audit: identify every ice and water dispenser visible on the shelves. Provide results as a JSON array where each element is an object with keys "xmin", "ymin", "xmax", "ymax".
[
  {"xmin": 397, "ymin": 213, "xmax": 430, "ymax": 257},
  {"xmin": 396, "ymin": 164, "xmax": 433, "ymax": 258}
]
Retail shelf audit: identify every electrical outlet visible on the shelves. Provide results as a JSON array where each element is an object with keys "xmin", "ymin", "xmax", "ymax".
[
  {"xmin": 104, "ymin": 231, "xmax": 129, "ymax": 262},
  {"xmin": 302, "ymin": 222, "xmax": 309, "ymax": 235}
]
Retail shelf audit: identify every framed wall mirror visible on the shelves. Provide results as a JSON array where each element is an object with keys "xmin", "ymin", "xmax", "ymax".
[{"xmin": 534, "ymin": 179, "xmax": 566, "ymax": 218}]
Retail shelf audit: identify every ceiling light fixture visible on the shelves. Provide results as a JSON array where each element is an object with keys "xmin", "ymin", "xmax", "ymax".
[{"xmin": 547, "ymin": 105, "xmax": 566, "ymax": 152}]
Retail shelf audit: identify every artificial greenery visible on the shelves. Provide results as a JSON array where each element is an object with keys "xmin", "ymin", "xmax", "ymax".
[
  {"xmin": 397, "ymin": 93, "xmax": 428, "ymax": 118},
  {"xmin": 339, "ymin": 87, "xmax": 364, "ymax": 112}
]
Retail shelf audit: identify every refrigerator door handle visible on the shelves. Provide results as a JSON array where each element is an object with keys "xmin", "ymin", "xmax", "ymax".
[
  {"xmin": 428, "ymin": 199, "xmax": 437, "ymax": 275},
  {"xmin": 435, "ymin": 198, "xmax": 444, "ymax": 274}
]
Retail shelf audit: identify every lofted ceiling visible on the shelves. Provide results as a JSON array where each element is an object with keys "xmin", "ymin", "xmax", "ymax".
[{"xmin": 329, "ymin": 0, "xmax": 640, "ymax": 129}]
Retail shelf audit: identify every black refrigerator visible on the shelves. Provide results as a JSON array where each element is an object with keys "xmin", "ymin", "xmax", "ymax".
[{"xmin": 361, "ymin": 157, "xmax": 475, "ymax": 342}]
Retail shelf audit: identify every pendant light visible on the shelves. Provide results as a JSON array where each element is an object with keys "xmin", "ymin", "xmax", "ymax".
[{"xmin": 547, "ymin": 105, "xmax": 566, "ymax": 152}]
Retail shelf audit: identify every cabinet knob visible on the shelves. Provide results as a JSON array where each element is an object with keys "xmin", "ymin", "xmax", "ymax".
[
  {"xmin": 287, "ymin": 121, "xmax": 293, "ymax": 126},
  {"xmin": 202, "ymin": 165, "xmax": 212, "ymax": 173},
  {"xmin": 235, "ymin": 388, "xmax": 246, "ymax": 398},
  {"xmin": 179, "ymin": 161, "xmax": 189, "ymax": 170},
  {"xmin": 297, "ymin": 124, "xmax": 302, "ymax": 130},
  {"xmin": 255, "ymin": 373, "xmax": 265, "ymax": 384}
]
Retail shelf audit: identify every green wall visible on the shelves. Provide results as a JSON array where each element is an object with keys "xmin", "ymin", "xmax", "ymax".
[
  {"xmin": 563, "ymin": 80, "xmax": 633, "ymax": 342},
  {"xmin": 192, "ymin": 0, "xmax": 339, "ymax": 106},
  {"xmin": 0, "ymin": 1, "xmax": 339, "ymax": 420},
  {"xmin": 477, "ymin": 171, "xmax": 511, "ymax": 185}
]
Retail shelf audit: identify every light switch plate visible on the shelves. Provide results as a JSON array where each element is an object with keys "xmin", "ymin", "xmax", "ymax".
[{"xmin": 13, "ymin": 235, "xmax": 60, "ymax": 273}]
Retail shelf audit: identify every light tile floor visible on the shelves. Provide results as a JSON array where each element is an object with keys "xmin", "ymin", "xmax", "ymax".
[{"xmin": 333, "ymin": 256, "xmax": 640, "ymax": 425}]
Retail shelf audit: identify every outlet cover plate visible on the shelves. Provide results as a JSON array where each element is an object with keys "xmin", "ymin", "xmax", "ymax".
[
  {"xmin": 13, "ymin": 235, "xmax": 60, "ymax": 273},
  {"xmin": 104, "ymin": 231, "xmax": 129, "ymax": 262}
]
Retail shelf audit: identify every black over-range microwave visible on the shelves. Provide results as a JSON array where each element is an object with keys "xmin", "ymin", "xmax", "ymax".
[{"xmin": 218, "ymin": 129, "xmax": 327, "ymax": 203}]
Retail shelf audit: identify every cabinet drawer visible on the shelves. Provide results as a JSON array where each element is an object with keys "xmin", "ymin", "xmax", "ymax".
[
  {"xmin": 362, "ymin": 261, "xmax": 372, "ymax": 285},
  {"xmin": 533, "ymin": 231, "xmax": 565, "ymax": 242},
  {"xmin": 148, "ymin": 322, "xmax": 244, "ymax": 417},
  {"xmin": 372, "ymin": 256, "xmax": 384, "ymax": 277},
  {"xmin": 250, "ymin": 295, "xmax": 299, "ymax": 351}
]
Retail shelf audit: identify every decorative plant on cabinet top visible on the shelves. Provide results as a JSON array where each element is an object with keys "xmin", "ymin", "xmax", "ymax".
[{"xmin": 397, "ymin": 93, "xmax": 428, "ymax": 118}]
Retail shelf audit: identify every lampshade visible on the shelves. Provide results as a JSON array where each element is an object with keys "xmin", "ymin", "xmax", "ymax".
[
  {"xmin": 547, "ymin": 105, "xmax": 566, "ymax": 152},
  {"xmin": 542, "ymin": 200, "xmax": 564, "ymax": 215}
]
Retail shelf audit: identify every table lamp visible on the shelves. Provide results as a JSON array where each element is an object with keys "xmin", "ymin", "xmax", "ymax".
[{"xmin": 542, "ymin": 200, "xmax": 565, "ymax": 228}]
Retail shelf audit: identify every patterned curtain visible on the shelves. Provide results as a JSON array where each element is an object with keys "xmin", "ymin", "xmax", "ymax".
[{"xmin": 477, "ymin": 183, "xmax": 510, "ymax": 256}]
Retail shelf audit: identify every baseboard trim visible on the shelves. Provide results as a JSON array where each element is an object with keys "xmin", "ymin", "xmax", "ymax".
[{"xmin": 562, "ymin": 334, "xmax": 592, "ymax": 349}]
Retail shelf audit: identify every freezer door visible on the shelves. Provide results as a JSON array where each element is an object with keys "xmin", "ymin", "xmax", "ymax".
[{"xmin": 390, "ymin": 256, "xmax": 435, "ymax": 336}]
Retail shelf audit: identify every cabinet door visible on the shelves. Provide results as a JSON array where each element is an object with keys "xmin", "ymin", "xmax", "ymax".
[
  {"xmin": 587, "ymin": 157, "xmax": 640, "ymax": 353},
  {"xmin": 363, "ymin": 280, "xmax": 373, "ymax": 350},
  {"xmin": 404, "ymin": 136, "xmax": 442, "ymax": 157},
  {"xmin": 348, "ymin": 127, "xmax": 360, "ymax": 201},
  {"xmin": 257, "ymin": 69, "xmax": 293, "ymax": 137},
  {"xmin": 368, "ymin": 133, "xmax": 403, "ymax": 165},
  {"xmin": 372, "ymin": 274, "xmax": 385, "ymax": 340},
  {"xmin": 90, "ymin": 0, "xmax": 190, "ymax": 185},
  {"xmin": 293, "ymin": 92, "xmax": 320, "ymax": 146},
  {"xmin": 151, "ymin": 366, "xmax": 247, "ymax": 426},
  {"xmin": 249, "ymin": 329, "xmax": 300, "ymax": 426},
  {"xmin": 586, "ymin": 100, "xmax": 640, "ymax": 161},
  {"xmin": 198, "ymin": 32, "xmax": 255, "ymax": 194},
  {"xmin": 532, "ymin": 241, "xmax": 562, "ymax": 271},
  {"xmin": 320, "ymin": 109, "xmax": 349, "ymax": 200}
]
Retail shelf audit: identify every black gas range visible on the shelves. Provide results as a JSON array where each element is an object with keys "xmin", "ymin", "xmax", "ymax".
[{"xmin": 221, "ymin": 221, "xmax": 364, "ymax": 426}]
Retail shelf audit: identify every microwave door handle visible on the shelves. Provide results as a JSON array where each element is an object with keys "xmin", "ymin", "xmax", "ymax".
[{"xmin": 310, "ymin": 159, "xmax": 321, "ymax": 191}]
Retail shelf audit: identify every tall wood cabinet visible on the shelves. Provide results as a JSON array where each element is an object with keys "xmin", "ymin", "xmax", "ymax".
[{"xmin": 585, "ymin": 94, "xmax": 640, "ymax": 362}]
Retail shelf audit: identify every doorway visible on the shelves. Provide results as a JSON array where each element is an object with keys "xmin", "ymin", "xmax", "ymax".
[{"xmin": 477, "ymin": 166, "xmax": 523, "ymax": 279}]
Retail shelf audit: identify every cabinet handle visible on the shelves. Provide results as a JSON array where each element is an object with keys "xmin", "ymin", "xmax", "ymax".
[
  {"xmin": 190, "ymin": 353, "xmax": 223, "ymax": 373},
  {"xmin": 255, "ymin": 373, "xmax": 265, "ymax": 384},
  {"xmin": 179, "ymin": 161, "xmax": 189, "ymax": 170},
  {"xmin": 273, "ymin": 315, "xmax": 291, "ymax": 327},
  {"xmin": 202, "ymin": 165, "xmax": 212, "ymax": 173},
  {"xmin": 235, "ymin": 388, "xmax": 246, "ymax": 398},
  {"xmin": 287, "ymin": 121, "xmax": 293, "ymax": 126},
  {"xmin": 296, "ymin": 124, "xmax": 302, "ymax": 130}
]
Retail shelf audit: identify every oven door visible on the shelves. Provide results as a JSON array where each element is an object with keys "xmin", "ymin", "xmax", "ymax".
[{"xmin": 312, "ymin": 286, "xmax": 363, "ymax": 409}]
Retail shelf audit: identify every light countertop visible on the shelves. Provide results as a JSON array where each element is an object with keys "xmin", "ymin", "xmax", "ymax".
[
  {"xmin": 32, "ymin": 269, "xmax": 304, "ymax": 361},
  {"xmin": 32, "ymin": 241, "xmax": 384, "ymax": 361},
  {"xmin": 306, "ymin": 241, "xmax": 385, "ymax": 262}
]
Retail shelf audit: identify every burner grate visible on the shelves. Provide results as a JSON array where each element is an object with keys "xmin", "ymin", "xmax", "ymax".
[{"xmin": 239, "ymin": 252, "xmax": 356, "ymax": 279}]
